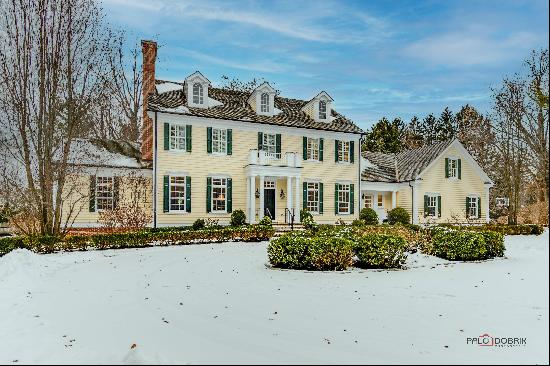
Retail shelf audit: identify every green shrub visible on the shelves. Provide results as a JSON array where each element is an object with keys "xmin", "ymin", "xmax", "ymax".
[
  {"xmin": 0, "ymin": 236, "xmax": 25, "ymax": 256},
  {"xmin": 439, "ymin": 223, "xmax": 544, "ymax": 236},
  {"xmin": 259, "ymin": 215, "xmax": 273, "ymax": 228},
  {"xmin": 23, "ymin": 235, "xmax": 62, "ymax": 254},
  {"xmin": 387, "ymin": 207, "xmax": 410, "ymax": 225},
  {"xmin": 430, "ymin": 229, "xmax": 505, "ymax": 261},
  {"xmin": 230, "ymin": 210, "xmax": 247, "ymax": 227},
  {"xmin": 359, "ymin": 208, "xmax": 378, "ymax": 225},
  {"xmin": 354, "ymin": 234, "xmax": 408, "ymax": 269},
  {"xmin": 301, "ymin": 213, "xmax": 318, "ymax": 231},
  {"xmin": 528, "ymin": 224, "xmax": 544, "ymax": 235},
  {"xmin": 267, "ymin": 232, "xmax": 354, "ymax": 271},
  {"xmin": 300, "ymin": 209, "xmax": 313, "ymax": 223},
  {"xmin": 192, "ymin": 219, "xmax": 205, "ymax": 230},
  {"xmin": 351, "ymin": 219, "xmax": 365, "ymax": 227}
]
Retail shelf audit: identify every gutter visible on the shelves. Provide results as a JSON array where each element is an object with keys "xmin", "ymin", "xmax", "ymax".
[{"xmin": 153, "ymin": 111, "xmax": 158, "ymax": 228}]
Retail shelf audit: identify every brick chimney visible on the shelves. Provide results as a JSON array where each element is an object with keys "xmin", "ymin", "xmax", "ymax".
[{"xmin": 141, "ymin": 40, "xmax": 157, "ymax": 161}]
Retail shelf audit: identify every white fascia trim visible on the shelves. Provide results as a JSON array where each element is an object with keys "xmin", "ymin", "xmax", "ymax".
[
  {"xmin": 156, "ymin": 112, "xmax": 362, "ymax": 141},
  {"xmin": 361, "ymin": 181, "xmax": 406, "ymax": 192},
  {"xmin": 245, "ymin": 165, "xmax": 301, "ymax": 178},
  {"xmin": 417, "ymin": 139, "xmax": 493, "ymax": 184},
  {"xmin": 81, "ymin": 166, "xmax": 152, "ymax": 177}
]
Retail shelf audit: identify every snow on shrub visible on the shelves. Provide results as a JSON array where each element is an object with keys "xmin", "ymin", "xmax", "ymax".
[{"xmin": 353, "ymin": 234, "xmax": 408, "ymax": 269}]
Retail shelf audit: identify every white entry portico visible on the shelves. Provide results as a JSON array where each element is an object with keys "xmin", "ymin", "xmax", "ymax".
[
  {"xmin": 245, "ymin": 149, "xmax": 302, "ymax": 223},
  {"xmin": 360, "ymin": 181, "xmax": 400, "ymax": 222}
]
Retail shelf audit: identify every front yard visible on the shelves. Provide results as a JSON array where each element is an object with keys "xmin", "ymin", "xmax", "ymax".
[{"xmin": 0, "ymin": 231, "xmax": 548, "ymax": 364}]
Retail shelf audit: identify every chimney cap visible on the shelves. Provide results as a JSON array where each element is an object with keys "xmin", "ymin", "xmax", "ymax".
[{"xmin": 141, "ymin": 39, "xmax": 157, "ymax": 47}]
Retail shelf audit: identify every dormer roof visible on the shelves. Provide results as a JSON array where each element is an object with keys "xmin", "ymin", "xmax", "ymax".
[
  {"xmin": 247, "ymin": 81, "xmax": 277, "ymax": 104},
  {"xmin": 184, "ymin": 71, "xmax": 211, "ymax": 85}
]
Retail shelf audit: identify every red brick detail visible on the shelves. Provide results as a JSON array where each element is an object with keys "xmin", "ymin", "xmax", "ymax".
[{"xmin": 141, "ymin": 40, "xmax": 157, "ymax": 161}]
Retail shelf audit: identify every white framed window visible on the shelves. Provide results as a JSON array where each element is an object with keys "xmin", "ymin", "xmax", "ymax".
[
  {"xmin": 169, "ymin": 176, "xmax": 186, "ymax": 212},
  {"xmin": 260, "ymin": 93, "xmax": 269, "ymax": 113},
  {"xmin": 496, "ymin": 197, "xmax": 509, "ymax": 207},
  {"xmin": 264, "ymin": 180, "xmax": 276, "ymax": 189},
  {"xmin": 377, "ymin": 194, "xmax": 384, "ymax": 208},
  {"xmin": 468, "ymin": 196, "xmax": 479, "ymax": 218},
  {"xmin": 319, "ymin": 100, "xmax": 327, "ymax": 119},
  {"xmin": 212, "ymin": 128, "xmax": 227, "ymax": 154},
  {"xmin": 170, "ymin": 124, "xmax": 186, "ymax": 151},
  {"xmin": 193, "ymin": 83, "xmax": 204, "ymax": 104},
  {"xmin": 427, "ymin": 195, "xmax": 438, "ymax": 217},
  {"xmin": 306, "ymin": 182, "xmax": 320, "ymax": 213},
  {"xmin": 363, "ymin": 194, "xmax": 373, "ymax": 208},
  {"xmin": 338, "ymin": 141, "xmax": 350, "ymax": 163},
  {"xmin": 96, "ymin": 176, "xmax": 114, "ymax": 211},
  {"xmin": 307, "ymin": 138, "xmax": 320, "ymax": 161},
  {"xmin": 262, "ymin": 133, "xmax": 277, "ymax": 156},
  {"xmin": 212, "ymin": 178, "xmax": 227, "ymax": 212},
  {"xmin": 338, "ymin": 184, "xmax": 350, "ymax": 214},
  {"xmin": 448, "ymin": 158, "xmax": 458, "ymax": 178}
]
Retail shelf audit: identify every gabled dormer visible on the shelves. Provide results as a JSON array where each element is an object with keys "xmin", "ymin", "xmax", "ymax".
[
  {"xmin": 302, "ymin": 91, "xmax": 334, "ymax": 122},
  {"xmin": 184, "ymin": 71, "xmax": 210, "ymax": 108},
  {"xmin": 247, "ymin": 82, "xmax": 277, "ymax": 116}
]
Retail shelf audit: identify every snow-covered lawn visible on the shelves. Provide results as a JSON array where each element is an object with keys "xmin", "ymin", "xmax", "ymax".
[{"xmin": 0, "ymin": 231, "xmax": 548, "ymax": 365}]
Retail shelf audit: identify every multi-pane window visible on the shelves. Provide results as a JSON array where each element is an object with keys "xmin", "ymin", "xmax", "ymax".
[
  {"xmin": 306, "ymin": 182, "xmax": 320, "ymax": 213},
  {"xmin": 212, "ymin": 178, "xmax": 227, "ymax": 212},
  {"xmin": 260, "ymin": 93, "xmax": 269, "ymax": 113},
  {"xmin": 338, "ymin": 141, "xmax": 350, "ymax": 162},
  {"xmin": 363, "ymin": 194, "xmax": 373, "ymax": 208},
  {"xmin": 263, "ymin": 133, "xmax": 277, "ymax": 156},
  {"xmin": 170, "ymin": 124, "xmax": 186, "ymax": 150},
  {"xmin": 319, "ymin": 100, "xmax": 327, "ymax": 119},
  {"xmin": 427, "ymin": 195, "xmax": 438, "ymax": 217},
  {"xmin": 193, "ymin": 83, "xmax": 203, "ymax": 104},
  {"xmin": 338, "ymin": 184, "xmax": 350, "ymax": 214},
  {"xmin": 169, "ymin": 176, "xmax": 186, "ymax": 212},
  {"xmin": 448, "ymin": 158, "xmax": 458, "ymax": 178},
  {"xmin": 96, "ymin": 176, "xmax": 114, "ymax": 211},
  {"xmin": 212, "ymin": 128, "xmax": 227, "ymax": 154},
  {"xmin": 377, "ymin": 194, "xmax": 384, "ymax": 208},
  {"xmin": 468, "ymin": 196, "xmax": 478, "ymax": 218},
  {"xmin": 307, "ymin": 138, "xmax": 320, "ymax": 160}
]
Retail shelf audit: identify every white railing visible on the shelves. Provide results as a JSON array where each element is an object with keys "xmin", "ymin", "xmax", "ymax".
[{"xmin": 248, "ymin": 149, "xmax": 302, "ymax": 168}]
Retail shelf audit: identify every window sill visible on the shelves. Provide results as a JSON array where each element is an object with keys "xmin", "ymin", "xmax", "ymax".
[
  {"xmin": 305, "ymin": 159, "xmax": 321, "ymax": 163},
  {"xmin": 166, "ymin": 149, "xmax": 189, "ymax": 154},
  {"xmin": 211, "ymin": 152, "xmax": 228, "ymax": 156},
  {"xmin": 210, "ymin": 211, "xmax": 228, "ymax": 215},
  {"xmin": 336, "ymin": 161, "xmax": 352, "ymax": 165},
  {"xmin": 165, "ymin": 211, "xmax": 188, "ymax": 215}
]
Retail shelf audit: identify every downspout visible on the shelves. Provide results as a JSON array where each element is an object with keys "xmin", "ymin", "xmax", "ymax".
[
  {"xmin": 358, "ymin": 134, "xmax": 365, "ymax": 216},
  {"xmin": 153, "ymin": 111, "xmax": 158, "ymax": 228}
]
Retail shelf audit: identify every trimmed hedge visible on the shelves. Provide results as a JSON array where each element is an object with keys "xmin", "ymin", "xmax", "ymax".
[
  {"xmin": 359, "ymin": 208, "xmax": 378, "ymax": 225},
  {"xmin": 430, "ymin": 229, "xmax": 505, "ymax": 261},
  {"xmin": 354, "ymin": 234, "xmax": 408, "ymax": 269},
  {"xmin": 230, "ymin": 210, "xmax": 247, "ymax": 227},
  {"xmin": 0, "ymin": 225, "xmax": 275, "ymax": 256},
  {"xmin": 387, "ymin": 207, "xmax": 410, "ymax": 225},
  {"xmin": 440, "ymin": 224, "xmax": 544, "ymax": 236}
]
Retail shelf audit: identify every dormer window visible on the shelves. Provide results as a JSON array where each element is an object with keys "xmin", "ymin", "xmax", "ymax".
[
  {"xmin": 193, "ymin": 83, "xmax": 203, "ymax": 105},
  {"xmin": 261, "ymin": 93, "xmax": 270, "ymax": 113},
  {"xmin": 319, "ymin": 101, "xmax": 327, "ymax": 120}
]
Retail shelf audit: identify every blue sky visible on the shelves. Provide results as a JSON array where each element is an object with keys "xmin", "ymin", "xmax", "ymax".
[{"xmin": 103, "ymin": 0, "xmax": 549, "ymax": 131}]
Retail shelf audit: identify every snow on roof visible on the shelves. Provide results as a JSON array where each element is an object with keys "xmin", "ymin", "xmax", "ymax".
[{"xmin": 68, "ymin": 138, "xmax": 144, "ymax": 169}]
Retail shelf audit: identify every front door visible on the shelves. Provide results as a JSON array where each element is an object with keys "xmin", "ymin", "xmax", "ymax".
[{"xmin": 264, "ymin": 188, "xmax": 276, "ymax": 219}]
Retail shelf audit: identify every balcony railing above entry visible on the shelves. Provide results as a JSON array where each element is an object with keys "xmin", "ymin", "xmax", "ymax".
[{"xmin": 248, "ymin": 149, "xmax": 302, "ymax": 168}]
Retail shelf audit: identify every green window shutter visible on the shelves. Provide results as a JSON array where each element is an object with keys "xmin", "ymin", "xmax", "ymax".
[
  {"xmin": 164, "ymin": 123, "xmax": 170, "ymax": 150},
  {"xmin": 466, "ymin": 197, "xmax": 470, "ymax": 216},
  {"xmin": 227, "ymin": 178, "xmax": 232, "ymax": 213},
  {"xmin": 206, "ymin": 177, "xmax": 212, "ymax": 213},
  {"xmin": 424, "ymin": 195, "xmax": 429, "ymax": 217},
  {"xmin": 437, "ymin": 195, "xmax": 442, "ymax": 217},
  {"xmin": 113, "ymin": 177, "xmax": 120, "ymax": 209},
  {"xmin": 163, "ymin": 175, "xmax": 169, "ymax": 213},
  {"xmin": 335, "ymin": 140, "xmax": 339, "ymax": 162},
  {"xmin": 258, "ymin": 132, "xmax": 263, "ymax": 150},
  {"xmin": 350, "ymin": 141, "xmax": 355, "ymax": 163},
  {"xmin": 227, "ymin": 129, "xmax": 232, "ymax": 155},
  {"xmin": 89, "ymin": 175, "xmax": 96, "ymax": 212},
  {"xmin": 276, "ymin": 134, "xmax": 281, "ymax": 155},
  {"xmin": 444, "ymin": 158, "xmax": 449, "ymax": 178},
  {"xmin": 303, "ymin": 136, "xmax": 308, "ymax": 160},
  {"xmin": 350, "ymin": 184, "xmax": 355, "ymax": 214},
  {"xmin": 334, "ymin": 183, "xmax": 339, "ymax": 214},
  {"xmin": 319, "ymin": 183, "xmax": 324, "ymax": 213},
  {"xmin": 186, "ymin": 176, "xmax": 192, "ymax": 213},
  {"xmin": 319, "ymin": 138, "xmax": 324, "ymax": 161},
  {"xmin": 458, "ymin": 159, "xmax": 462, "ymax": 179},
  {"xmin": 207, "ymin": 127, "xmax": 212, "ymax": 154},
  {"xmin": 186, "ymin": 125, "xmax": 192, "ymax": 152},
  {"xmin": 303, "ymin": 182, "xmax": 308, "ymax": 210},
  {"xmin": 477, "ymin": 197, "xmax": 481, "ymax": 218}
]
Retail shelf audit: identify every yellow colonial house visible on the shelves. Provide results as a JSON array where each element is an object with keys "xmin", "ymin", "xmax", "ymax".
[{"xmin": 361, "ymin": 139, "xmax": 494, "ymax": 224}]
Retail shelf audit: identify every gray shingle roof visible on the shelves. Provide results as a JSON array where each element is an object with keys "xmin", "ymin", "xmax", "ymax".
[
  {"xmin": 362, "ymin": 139, "xmax": 455, "ymax": 182},
  {"xmin": 67, "ymin": 138, "xmax": 149, "ymax": 169},
  {"xmin": 148, "ymin": 80, "xmax": 364, "ymax": 134}
]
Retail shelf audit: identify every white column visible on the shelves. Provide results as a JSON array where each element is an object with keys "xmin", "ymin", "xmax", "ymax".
[
  {"xmin": 391, "ymin": 191, "xmax": 397, "ymax": 209},
  {"xmin": 287, "ymin": 177, "xmax": 292, "ymax": 221},
  {"xmin": 259, "ymin": 175, "xmax": 265, "ymax": 220},
  {"xmin": 246, "ymin": 176, "xmax": 250, "ymax": 223},
  {"xmin": 411, "ymin": 182, "xmax": 419, "ymax": 224},
  {"xmin": 295, "ymin": 176, "xmax": 300, "ymax": 215},
  {"xmin": 485, "ymin": 185, "xmax": 491, "ymax": 223},
  {"xmin": 249, "ymin": 176, "xmax": 256, "ymax": 223}
]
